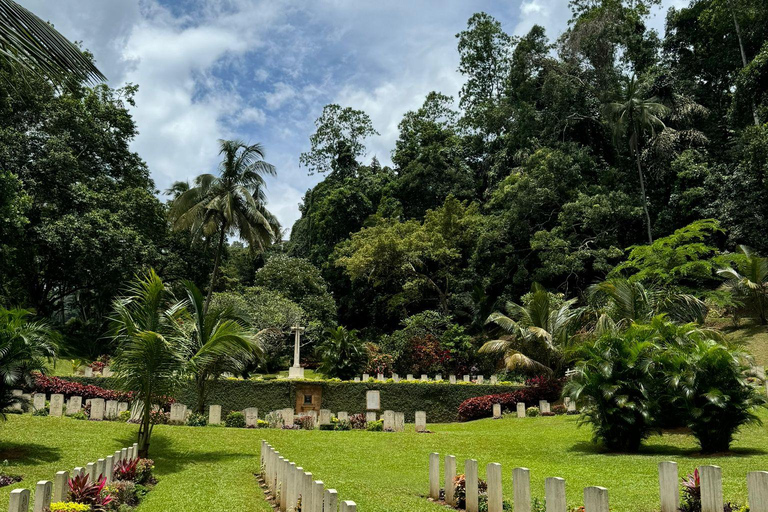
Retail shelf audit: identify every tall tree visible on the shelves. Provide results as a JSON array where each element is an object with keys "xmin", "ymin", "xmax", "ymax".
[
  {"xmin": 605, "ymin": 76, "xmax": 669, "ymax": 243},
  {"xmin": 169, "ymin": 139, "xmax": 280, "ymax": 314}
]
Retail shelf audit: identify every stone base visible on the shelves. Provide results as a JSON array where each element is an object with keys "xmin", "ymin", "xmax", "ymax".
[{"xmin": 288, "ymin": 366, "xmax": 305, "ymax": 379}]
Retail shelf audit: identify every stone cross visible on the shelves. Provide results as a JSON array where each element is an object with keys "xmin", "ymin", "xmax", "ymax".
[{"xmin": 291, "ymin": 324, "xmax": 304, "ymax": 366}]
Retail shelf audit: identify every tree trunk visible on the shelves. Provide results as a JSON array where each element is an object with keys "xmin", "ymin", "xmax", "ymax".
[
  {"xmin": 635, "ymin": 151, "xmax": 653, "ymax": 243},
  {"xmin": 729, "ymin": 0, "xmax": 760, "ymax": 126},
  {"xmin": 138, "ymin": 394, "xmax": 152, "ymax": 458},
  {"xmin": 204, "ymin": 226, "xmax": 227, "ymax": 316}
]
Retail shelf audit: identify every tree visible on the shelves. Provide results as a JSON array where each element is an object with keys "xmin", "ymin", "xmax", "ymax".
[
  {"xmin": 481, "ymin": 283, "xmax": 583, "ymax": 374},
  {"xmin": 315, "ymin": 326, "xmax": 367, "ymax": 380},
  {"xmin": 110, "ymin": 270, "xmax": 184, "ymax": 457},
  {"xmin": 0, "ymin": 307, "xmax": 57, "ymax": 417},
  {"xmin": 0, "ymin": 0, "xmax": 105, "ymax": 85},
  {"xmin": 299, "ymin": 104, "xmax": 378, "ymax": 177},
  {"xmin": 169, "ymin": 139, "xmax": 280, "ymax": 314},
  {"xmin": 174, "ymin": 281, "xmax": 262, "ymax": 413},
  {"xmin": 605, "ymin": 76, "xmax": 669, "ymax": 243},
  {"xmin": 717, "ymin": 245, "xmax": 768, "ymax": 324}
]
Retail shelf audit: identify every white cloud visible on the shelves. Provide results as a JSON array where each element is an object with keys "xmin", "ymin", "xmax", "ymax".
[{"xmin": 265, "ymin": 82, "xmax": 297, "ymax": 110}]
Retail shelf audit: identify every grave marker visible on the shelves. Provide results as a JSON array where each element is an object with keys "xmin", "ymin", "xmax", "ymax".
[
  {"xmin": 117, "ymin": 402, "xmax": 128, "ymax": 416},
  {"xmin": 487, "ymin": 463, "xmax": 503, "ymax": 512},
  {"xmin": 33, "ymin": 480, "xmax": 52, "ymax": 512},
  {"xmin": 747, "ymin": 471, "xmax": 768, "ymax": 512},
  {"xmin": 466, "ymin": 459, "xmax": 479, "ymax": 512},
  {"xmin": 435, "ymin": 374, "xmax": 442, "ymax": 381},
  {"xmin": 341, "ymin": 502, "xmax": 357, "ymax": 512},
  {"xmin": 415, "ymin": 411, "xmax": 427, "ymax": 432},
  {"xmin": 84, "ymin": 367, "xmax": 93, "ymax": 377},
  {"xmin": 366, "ymin": 390, "xmax": 380, "ymax": 410},
  {"xmin": 365, "ymin": 411, "xmax": 377, "ymax": 423},
  {"xmin": 407, "ymin": 374, "xmax": 414, "ymax": 381},
  {"xmin": 325, "ymin": 489, "xmax": 338, "ymax": 512},
  {"xmin": 420, "ymin": 374, "xmax": 428, "ymax": 382},
  {"xmin": 394, "ymin": 412, "xmax": 405, "ymax": 432},
  {"xmin": 513, "ymin": 468, "xmax": 531, "ymax": 512},
  {"xmin": 90, "ymin": 398, "xmax": 105, "ymax": 420},
  {"xmin": 493, "ymin": 403, "xmax": 502, "ymax": 419},
  {"xmin": 54, "ymin": 471, "xmax": 68, "ymax": 502},
  {"xmin": 49, "ymin": 394, "xmax": 64, "ymax": 417},
  {"xmin": 105, "ymin": 400, "xmax": 118, "ymax": 420},
  {"xmin": 170, "ymin": 403, "xmax": 187, "ymax": 424},
  {"xmin": 244, "ymin": 407, "xmax": 259, "ymax": 427},
  {"xmin": 477, "ymin": 376, "xmax": 484, "ymax": 384},
  {"xmin": 449, "ymin": 375, "xmax": 457, "ymax": 384},
  {"xmin": 445, "ymin": 455, "xmax": 457, "ymax": 506},
  {"xmin": 377, "ymin": 373, "xmax": 384, "ymax": 381},
  {"xmin": 66, "ymin": 396, "xmax": 82, "ymax": 415},
  {"xmin": 659, "ymin": 461, "xmax": 679, "ymax": 512},
  {"xmin": 318, "ymin": 409, "xmax": 331, "ymax": 425},
  {"xmin": 584, "ymin": 487, "xmax": 609, "ymax": 512},
  {"xmin": 382, "ymin": 410, "xmax": 395, "ymax": 431},
  {"xmin": 545, "ymin": 477, "xmax": 566, "ymax": 512},
  {"xmin": 463, "ymin": 375, "xmax": 470, "ymax": 382},
  {"xmin": 312, "ymin": 481, "xmax": 324, "ymax": 512},
  {"xmin": 490, "ymin": 375, "xmax": 498, "ymax": 385},
  {"xmin": 337, "ymin": 411, "xmax": 349, "ymax": 422},
  {"xmin": 281, "ymin": 408, "xmax": 295, "ymax": 426},
  {"xmin": 32, "ymin": 393, "xmax": 46, "ymax": 412},
  {"xmin": 700, "ymin": 466, "xmax": 723, "ymax": 512},
  {"xmin": 105, "ymin": 456, "xmax": 114, "ymax": 484},
  {"xmin": 429, "ymin": 453, "xmax": 440, "ymax": 499},
  {"xmin": 209, "ymin": 405, "xmax": 222, "ymax": 425},
  {"xmin": 362, "ymin": 373, "xmax": 369, "ymax": 381},
  {"xmin": 517, "ymin": 402, "xmax": 526, "ymax": 418},
  {"xmin": 8, "ymin": 489, "xmax": 29, "ymax": 512},
  {"xmin": 392, "ymin": 373, "xmax": 400, "ymax": 382}
]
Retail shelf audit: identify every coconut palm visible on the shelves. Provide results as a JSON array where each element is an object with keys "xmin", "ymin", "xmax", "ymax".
[
  {"xmin": 169, "ymin": 139, "xmax": 280, "ymax": 314},
  {"xmin": 109, "ymin": 270, "xmax": 185, "ymax": 457},
  {"xmin": 480, "ymin": 283, "xmax": 584, "ymax": 374},
  {"xmin": 0, "ymin": 0, "xmax": 105, "ymax": 85},
  {"xmin": 0, "ymin": 307, "xmax": 57, "ymax": 417},
  {"xmin": 316, "ymin": 326, "xmax": 367, "ymax": 380},
  {"xmin": 174, "ymin": 281, "xmax": 263, "ymax": 413},
  {"xmin": 718, "ymin": 245, "xmax": 768, "ymax": 325},
  {"xmin": 605, "ymin": 76, "xmax": 669, "ymax": 243}
]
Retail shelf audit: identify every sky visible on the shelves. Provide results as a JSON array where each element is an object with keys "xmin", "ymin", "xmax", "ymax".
[{"xmin": 21, "ymin": 0, "xmax": 686, "ymax": 235}]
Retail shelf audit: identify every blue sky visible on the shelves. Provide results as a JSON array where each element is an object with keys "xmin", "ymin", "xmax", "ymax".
[{"xmin": 22, "ymin": 0, "xmax": 684, "ymax": 234}]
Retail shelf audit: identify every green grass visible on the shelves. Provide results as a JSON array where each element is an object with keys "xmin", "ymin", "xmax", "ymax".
[{"xmin": 3, "ymin": 412, "xmax": 768, "ymax": 511}]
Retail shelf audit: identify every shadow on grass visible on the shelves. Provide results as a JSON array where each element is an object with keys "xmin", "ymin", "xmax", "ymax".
[
  {"xmin": 144, "ymin": 433, "xmax": 258, "ymax": 476},
  {"xmin": 0, "ymin": 441, "xmax": 60, "ymax": 465},
  {"xmin": 568, "ymin": 441, "xmax": 767, "ymax": 457}
]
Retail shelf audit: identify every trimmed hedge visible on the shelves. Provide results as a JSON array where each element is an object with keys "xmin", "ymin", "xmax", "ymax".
[{"xmin": 58, "ymin": 377, "xmax": 523, "ymax": 423}]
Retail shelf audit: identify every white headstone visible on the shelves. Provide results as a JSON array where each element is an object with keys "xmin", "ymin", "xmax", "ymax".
[
  {"xmin": 353, "ymin": 377, "xmax": 360, "ymax": 382},
  {"xmin": 465, "ymin": 459, "xmax": 479, "ymax": 512},
  {"xmin": 747, "ymin": 471, "xmax": 768, "ymax": 512},
  {"xmin": 487, "ymin": 463, "xmax": 503, "ymax": 512},
  {"xmin": 490, "ymin": 375, "xmax": 498, "ymax": 385},
  {"xmin": 406, "ymin": 374, "xmax": 414, "ymax": 381},
  {"xmin": 382, "ymin": 410, "xmax": 395, "ymax": 431},
  {"xmin": 659, "ymin": 462, "xmax": 679, "ymax": 512},
  {"xmin": 365, "ymin": 411, "xmax": 377, "ymax": 423},
  {"xmin": 545, "ymin": 477, "xmax": 566, "ymax": 512},
  {"xmin": 302, "ymin": 472, "xmax": 314, "ymax": 512},
  {"xmin": 517, "ymin": 402, "xmax": 526, "ymax": 418},
  {"xmin": 105, "ymin": 400, "xmax": 118, "ymax": 420},
  {"xmin": 86, "ymin": 462, "xmax": 97, "ymax": 483},
  {"xmin": 435, "ymin": 374, "xmax": 442, "ymax": 381},
  {"xmin": 54, "ymin": 471, "xmax": 68, "ymax": 502},
  {"xmin": 32, "ymin": 393, "xmax": 46, "ymax": 412},
  {"xmin": 420, "ymin": 374, "xmax": 428, "ymax": 382},
  {"xmin": 337, "ymin": 411, "xmax": 349, "ymax": 422},
  {"xmin": 312, "ymin": 480, "xmax": 324, "ymax": 512},
  {"xmin": 392, "ymin": 373, "xmax": 400, "ymax": 382},
  {"xmin": 325, "ymin": 489, "xmax": 338, "ymax": 512},
  {"xmin": 8, "ymin": 489, "xmax": 30, "ymax": 512},
  {"xmin": 362, "ymin": 373, "xmax": 369, "ymax": 381},
  {"xmin": 117, "ymin": 402, "xmax": 128, "ymax": 416},
  {"xmin": 700, "ymin": 466, "xmax": 723, "ymax": 512},
  {"xmin": 90, "ymin": 398, "xmax": 105, "ymax": 420},
  {"xmin": 366, "ymin": 390, "xmax": 380, "ymax": 410},
  {"xmin": 66, "ymin": 396, "xmax": 82, "ymax": 415},
  {"xmin": 33, "ymin": 480, "xmax": 52, "ymax": 512},
  {"xmin": 102, "ymin": 366, "xmax": 113, "ymax": 377},
  {"xmin": 341, "ymin": 501, "xmax": 357, "ymax": 512},
  {"xmin": 463, "ymin": 374, "xmax": 470, "ymax": 382},
  {"xmin": 429, "ymin": 453, "xmax": 440, "ymax": 499},
  {"xmin": 394, "ymin": 412, "xmax": 405, "ymax": 432},
  {"xmin": 449, "ymin": 375, "xmax": 457, "ymax": 384},
  {"xmin": 513, "ymin": 468, "xmax": 531, "ymax": 512},
  {"xmin": 209, "ymin": 404, "xmax": 222, "ymax": 425},
  {"xmin": 105, "ymin": 456, "xmax": 114, "ymax": 484},
  {"xmin": 96, "ymin": 459, "xmax": 105, "ymax": 480},
  {"xmin": 445, "ymin": 455, "xmax": 457, "ymax": 505},
  {"xmin": 567, "ymin": 399, "xmax": 576, "ymax": 413},
  {"xmin": 493, "ymin": 403, "xmax": 502, "ymax": 419},
  {"xmin": 318, "ymin": 409, "xmax": 331, "ymax": 425},
  {"xmin": 49, "ymin": 394, "xmax": 64, "ymax": 417},
  {"xmin": 584, "ymin": 487, "xmax": 609, "ymax": 512},
  {"xmin": 170, "ymin": 403, "xmax": 187, "ymax": 424},
  {"xmin": 415, "ymin": 411, "xmax": 427, "ymax": 432},
  {"xmin": 477, "ymin": 375, "xmax": 484, "ymax": 384},
  {"xmin": 377, "ymin": 373, "xmax": 384, "ymax": 381},
  {"xmin": 83, "ymin": 367, "xmax": 93, "ymax": 377},
  {"xmin": 244, "ymin": 407, "xmax": 259, "ymax": 427}
]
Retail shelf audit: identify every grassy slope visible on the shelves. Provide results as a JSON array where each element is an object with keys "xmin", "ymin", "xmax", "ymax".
[{"xmin": 2, "ymin": 412, "xmax": 768, "ymax": 512}]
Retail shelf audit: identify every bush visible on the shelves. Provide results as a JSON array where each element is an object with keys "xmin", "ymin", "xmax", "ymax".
[
  {"xmin": 114, "ymin": 458, "xmax": 139, "ymax": 482},
  {"xmin": 49, "ymin": 503, "xmax": 91, "ymax": 512},
  {"xmin": 366, "ymin": 419, "xmax": 383, "ymax": 431},
  {"xmin": 349, "ymin": 413, "xmax": 366, "ymax": 429},
  {"xmin": 67, "ymin": 474, "xmax": 113, "ymax": 509},
  {"xmin": 526, "ymin": 407, "xmax": 540, "ymax": 417},
  {"xmin": 106, "ymin": 481, "xmax": 139, "ymax": 507},
  {"xmin": 457, "ymin": 377, "xmax": 563, "ymax": 421},
  {"xmin": 135, "ymin": 459, "xmax": 155, "ymax": 486},
  {"xmin": 336, "ymin": 419, "xmax": 351, "ymax": 431},
  {"xmin": 225, "ymin": 411, "xmax": 246, "ymax": 428},
  {"xmin": 118, "ymin": 410, "xmax": 131, "ymax": 422},
  {"xmin": 69, "ymin": 411, "xmax": 88, "ymax": 421},
  {"xmin": 185, "ymin": 413, "xmax": 207, "ymax": 427},
  {"xmin": 33, "ymin": 407, "xmax": 49, "ymax": 417},
  {"xmin": 295, "ymin": 415, "xmax": 315, "ymax": 430},
  {"xmin": 319, "ymin": 423, "xmax": 335, "ymax": 431},
  {"xmin": 552, "ymin": 405, "xmax": 566, "ymax": 415},
  {"xmin": 453, "ymin": 474, "xmax": 487, "ymax": 509}
]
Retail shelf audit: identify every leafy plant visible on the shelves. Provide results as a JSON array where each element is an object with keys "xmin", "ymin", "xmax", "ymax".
[
  {"xmin": 718, "ymin": 245, "xmax": 768, "ymax": 324},
  {"xmin": 185, "ymin": 412, "xmax": 207, "ymax": 427},
  {"xmin": 348, "ymin": 413, "xmax": 366, "ymax": 430},
  {"xmin": 526, "ymin": 407, "xmax": 540, "ymax": 417},
  {"xmin": 48, "ymin": 503, "xmax": 91, "ymax": 512},
  {"xmin": 225, "ymin": 411, "xmax": 246, "ymax": 428},
  {"xmin": 366, "ymin": 419, "xmax": 383, "ymax": 431},
  {"xmin": 680, "ymin": 469, "xmax": 701, "ymax": 512},
  {"xmin": 453, "ymin": 474, "xmax": 488, "ymax": 509},
  {"xmin": 335, "ymin": 419, "xmax": 351, "ymax": 431},
  {"xmin": 316, "ymin": 326, "xmax": 367, "ymax": 380},
  {"xmin": 67, "ymin": 474, "xmax": 113, "ymax": 510},
  {"xmin": 135, "ymin": 459, "xmax": 155, "ymax": 486},
  {"xmin": 113, "ymin": 458, "xmax": 139, "ymax": 482}
]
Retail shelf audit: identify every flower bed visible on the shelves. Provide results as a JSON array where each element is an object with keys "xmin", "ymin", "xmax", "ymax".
[
  {"xmin": 457, "ymin": 377, "xmax": 564, "ymax": 421},
  {"xmin": 33, "ymin": 374, "xmax": 175, "ymax": 409}
]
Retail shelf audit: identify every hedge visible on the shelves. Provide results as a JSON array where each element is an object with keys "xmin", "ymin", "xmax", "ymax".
[
  {"xmin": 457, "ymin": 377, "xmax": 564, "ymax": 421},
  {"xmin": 58, "ymin": 377, "xmax": 524, "ymax": 422}
]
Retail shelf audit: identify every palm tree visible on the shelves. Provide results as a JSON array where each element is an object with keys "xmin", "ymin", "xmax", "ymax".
[
  {"xmin": 480, "ymin": 283, "xmax": 584, "ymax": 374},
  {"xmin": 109, "ymin": 270, "xmax": 185, "ymax": 457},
  {"xmin": 718, "ymin": 245, "xmax": 768, "ymax": 325},
  {"xmin": 316, "ymin": 326, "xmax": 367, "ymax": 380},
  {"xmin": 0, "ymin": 0, "xmax": 105, "ymax": 85},
  {"xmin": 605, "ymin": 76, "xmax": 669, "ymax": 243},
  {"xmin": 0, "ymin": 307, "xmax": 57, "ymax": 417},
  {"xmin": 174, "ymin": 281, "xmax": 263, "ymax": 413},
  {"xmin": 169, "ymin": 139, "xmax": 280, "ymax": 314}
]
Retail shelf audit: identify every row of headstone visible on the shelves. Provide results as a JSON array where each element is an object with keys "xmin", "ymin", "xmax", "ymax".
[
  {"xmin": 355, "ymin": 374, "xmax": 499, "ymax": 384},
  {"xmin": 18, "ymin": 391, "xmax": 129, "ymax": 420},
  {"xmin": 261, "ymin": 440, "xmax": 357, "ymax": 512},
  {"xmin": 81, "ymin": 365, "xmax": 113, "ymax": 378},
  {"xmin": 7, "ymin": 443, "xmax": 139, "ymax": 512},
  {"xmin": 429, "ymin": 454, "xmax": 768, "ymax": 512}
]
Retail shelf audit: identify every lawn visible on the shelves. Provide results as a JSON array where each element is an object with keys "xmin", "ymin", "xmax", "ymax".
[{"xmin": 2, "ymin": 412, "xmax": 768, "ymax": 512}]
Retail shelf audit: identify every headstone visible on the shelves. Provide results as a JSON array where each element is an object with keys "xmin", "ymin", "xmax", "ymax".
[
  {"xmin": 288, "ymin": 324, "xmax": 305, "ymax": 379},
  {"xmin": 392, "ymin": 373, "xmax": 399, "ymax": 382},
  {"xmin": 105, "ymin": 456, "xmax": 114, "ymax": 484},
  {"xmin": 66, "ymin": 396, "xmax": 82, "ymax": 415},
  {"xmin": 659, "ymin": 462, "xmax": 679, "ymax": 512},
  {"xmin": 281, "ymin": 407, "xmax": 294, "ymax": 426},
  {"xmin": 365, "ymin": 411, "xmax": 377, "ymax": 423},
  {"xmin": 286, "ymin": 462, "xmax": 297, "ymax": 512},
  {"xmin": 117, "ymin": 402, "xmax": 128, "ymax": 416},
  {"xmin": 463, "ymin": 374, "xmax": 470, "ymax": 382},
  {"xmin": 209, "ymin": 405, "xmax": 222, "ymax": 425},
  {"xmin": 700, "ymin": 466, "xmax": 723, "ymax": 512},
  {"xmin": 465, "ymin": 459, "xmax": 479, "ymax": 512},
  {"xmin": 49, "ymin": 394, "xmax": 64, "ymax": 417},
  {"xmin": 341, "ymin": 502, "xmax": 357, "ymax": 512},
  {"xmin": 11, "ymin": 389, "xmax": 23, "ymax": 411},
  {"xmin": 325, "ymin": 489, "xmax": 338, "ymax": 512},
  {"xmin": 362, "ymin": 373, "xmax": 369, "ymax": 381},
  {"xmin": 429, "ymin": 453, "xmax": 440, "ymax": 499},
  {"xmin": 170, "ymin": 403, "xmax": 187, "ymax": 424},
  {"xmin": 53, "ymin": 471, "xmax": 68, "ymax": 502},
  {"xmin": 517, "ymin": 402, "xmax": 526, "ymax": 418},
  {"xmin": 83, "ymin": 367, "xmax": 93, "ymax": 377},
  {"xmin": 394, "ymin": 412, "xmax": 405, "ymax": 432},
  {"xmin": 105, "ymin": 400, "xmax": 118, "ymax": 420},
  {"xmin": 420, "ymin": 374, "xmax": 428, "ymax": 382},
  {"xmin": 415, "ymin": 411, "xmax": 427, "ymax": 432},
  {"xmin": 302, "ymin": 472, "xmax": 314, "ymax": 512},
  {"xmin": 32, "ymin": 393, "xmax": 46, "ymax": 412},
  {"xmin": 584, "ymin": 487, "xmax": 609, "ymax": 512},
  {"xmin": 72, "ymin": 467, "xmax": 83, "ymax": 479},
  {"xmin": 8, "ymin": 489, "xmax": 30, "ymax": 512},
  {"xmin": 490, "ymin": 375, "xmax": 498, "ymax": 385},
  {"xmin": 86, "ymin": 462, "xmax": 97, "ymax": 483},
  {"xmin": 567, "ymin": 399, "xmax": 576, "ymax": 413},
  {"xmin": 337, "ymin": 411, "xmax": 349, "ymax": 422},
  {"xmin": 353, "ymin": 377, "xmax": 360, "ymax": 382},
  {"xmin": 34, "ymin": 480, "xmax": 52, "ymax": 512},
  {"xmin": 539, "ymin": 400, "xmax": 550, "ymax": 413},
  {"xmin": 747, "ymin": 471, "xmax": 768, "ymax": 512},
  {"xmin": 545, "ymin": 477, "xmax": 566, "ymax": 512},
  {"xmin": 121, "ymin": 448, "xmax": 128, "ymax": 461},
  {"xmin": 318, "ymin": 409, "xmax": 331, "ymax": 425},
  {"xmin": 435, "ymin": 374, "xmax": 442, "ymax": 381},
  {"xmin": 513, "ymin": 468, "xmax": 531, "ymax": 512},
  {"xmin": 487, "ymin": 463, "xmax": 503, "ymax": 512},
  {"xmin": 102, "ymin": 366, "xmax": 113, "ymax": 377},
  {"xmin": 96, "ymin": 459, "xmax": 105, "ymax": 480},
  {"xmin": 132, "ymin": 442, "xmax": 138, "ymax": 458},
  {"xmin": 449, "ymin": 375, "xmax": 457, "ymax": 384},
  {"xmin": 244, "ymin": 407, "xmax": 259, "ymax": 427},
  {"xmin": 366, "ymin": 390, "xmax": 380, "ymax": 410},
  {"xmin": 382, "ymin": 410, "xmax": 395, "ymax": 431},
  {"xmin": 493, "ymin": 403, "xmax": 502, "ymax": 419},
  {"xmin": 445, "ymin": 455, "xmax": 457, "ymax": 506},
  {"xmin": 377, "ymin": 373, "xmax": 384, "ymax": 381},
  {"xmin": 312, "ymin": 480, "xmax": 324, "ymax": 512},
  {"xmin": 407, "ymin": 374, "xmax": 414, "ymax": 381},
  {"xmin": 90, "ymin": 398, "xmax": 105, "ymax": 420},
  {"xmin": 477, "ymin": 375, "xmax": 484, "ymax": 384}
]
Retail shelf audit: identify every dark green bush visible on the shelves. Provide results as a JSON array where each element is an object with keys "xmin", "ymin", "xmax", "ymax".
[
  {"xmin": 186, "ymin": 413, "xmax": 207, "ymax": 427},
  {"xmin": 225, "ymin": 411, "xmax": 246, "ymax": 428},
  {"xmin": 318, "ymin": 423, "xmax": 335, "ymax": 431}
]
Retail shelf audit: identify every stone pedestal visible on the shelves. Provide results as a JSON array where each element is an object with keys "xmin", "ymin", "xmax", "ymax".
[{"xmin": 288, "ymin": 366, "xmax": 305, "ymax": 379}]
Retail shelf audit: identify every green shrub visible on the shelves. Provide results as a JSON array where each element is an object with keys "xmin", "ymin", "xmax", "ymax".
[
  {"xmin": 257, "ymin": 419, "xmax": 269, "ymax": 429},
  {"xmin": 366, "ymin": 419, "xmax": 383, "ymax": 431},
  {"xmin": 336, "ymin": 419, "xmax": 351, "ymax": 430},
  {"xmin": 69, "ymin": 411, "xmax": 87, "ymax": 421},
  {"xmin": 319, "ymin": 423, "xmax": 335, "ymax": 431},
  {"xmin": 186, "ymin": 413, "xmax": 207, "ymax": 427},
  {"xmin": 526, "ymin": 407, "xmax": 539, "ymax": 417},
  {"xmin": 118, "ymin": 410, "xmax": 131, "ymax": 422},
  {"xmin": 225, "ymin": 411, "xmax": 246, "ymax": 428},
  {"xmin": 33, "ymin": 408, "xmax": 48, "ymax": 417}
]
